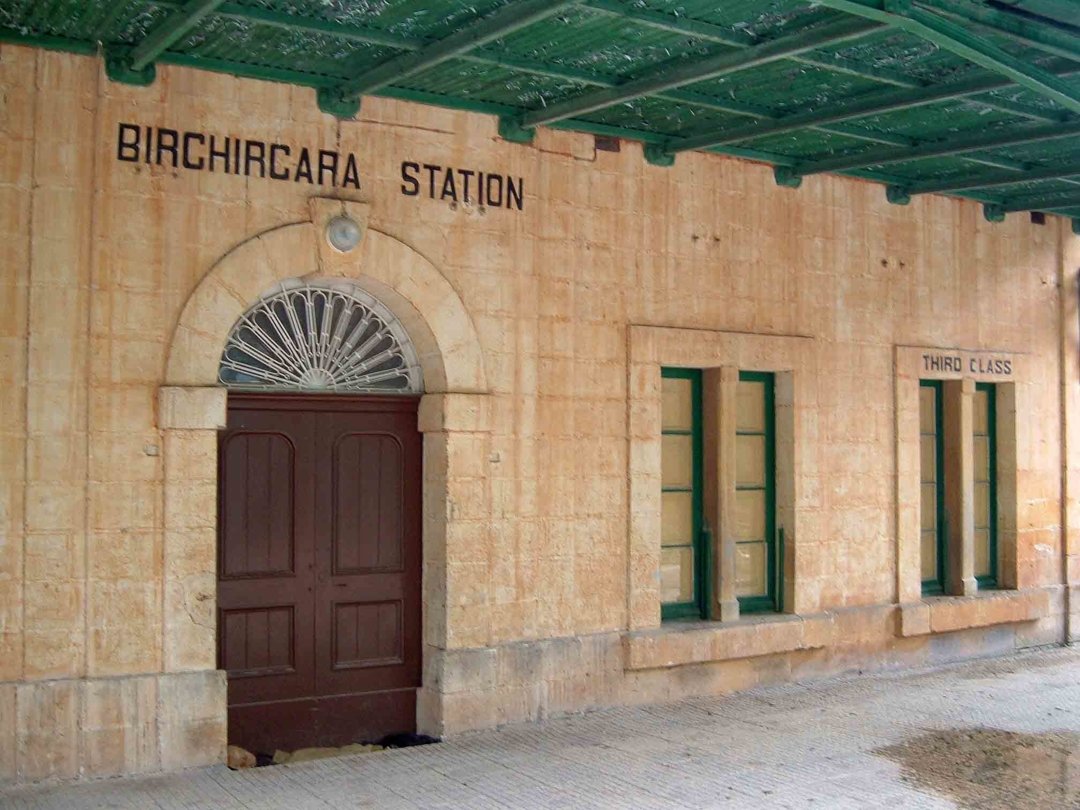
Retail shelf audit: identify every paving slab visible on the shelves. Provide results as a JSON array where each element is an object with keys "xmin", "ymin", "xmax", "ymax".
[{"xmin": 3, "ymin": 647, "xmax": 1078, "ymax": 809}]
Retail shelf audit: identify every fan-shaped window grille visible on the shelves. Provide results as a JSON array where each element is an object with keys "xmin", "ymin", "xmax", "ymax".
[{"xmin": 219, "ymin": 281, "xmax": 422, "ymax": 394}]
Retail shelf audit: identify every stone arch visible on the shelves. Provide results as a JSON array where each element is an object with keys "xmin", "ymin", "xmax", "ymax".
[
  {"xmin": 164, "ymin": 199, "xmax": 487, "ymax": 394},
  {"xmin": 158, "ymin": 198, "xmax": 491, "ymax": 745}
]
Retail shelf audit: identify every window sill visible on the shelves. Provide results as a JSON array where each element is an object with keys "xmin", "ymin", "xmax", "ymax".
[
  {"xmin": 897, "ymin": 587, "xmax": 1051, "ymax": 638},
  {"xmin": 623, "ymin": 612, "xmax": 833, "ymax": 671}
]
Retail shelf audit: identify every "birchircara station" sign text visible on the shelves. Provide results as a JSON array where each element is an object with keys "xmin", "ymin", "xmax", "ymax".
[
  {"xmin": 116, "ymin": 123, "xmax": 362, "ymax": 189},
  {"xmin": 400, "ymin": 161, "xmax": 523, "ymax": 210}
]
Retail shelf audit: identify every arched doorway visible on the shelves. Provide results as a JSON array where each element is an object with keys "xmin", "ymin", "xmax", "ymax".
[{"xmin": 216, "ymin": 279, "xmax": 424, "ymax": 752}]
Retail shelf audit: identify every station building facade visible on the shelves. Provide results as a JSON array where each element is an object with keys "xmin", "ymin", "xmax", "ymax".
[{"xmin": 1, "ymin": 44, "xmax": 1079, "ymax": 782}]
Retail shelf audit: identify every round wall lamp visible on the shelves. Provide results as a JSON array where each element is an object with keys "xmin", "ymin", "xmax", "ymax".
[{"xmin": 326, "ymin": 215, "xmax": 362, "ymax": 252}]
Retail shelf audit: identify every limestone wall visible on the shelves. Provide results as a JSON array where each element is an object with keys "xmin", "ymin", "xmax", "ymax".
[{"xmin": 0, "ymin": 45, "xmax": 1076, "ymax": 783}]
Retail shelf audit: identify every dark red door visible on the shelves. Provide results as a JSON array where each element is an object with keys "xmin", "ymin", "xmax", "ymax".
[{"xmin": 218, "ymin": 393, "xmax": 422, "ymax": 752}]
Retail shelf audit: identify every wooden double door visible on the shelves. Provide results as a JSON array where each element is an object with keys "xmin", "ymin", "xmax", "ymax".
[{"xmin": 217, "ymin": 393, "xmax": 422, "ymax": 753}]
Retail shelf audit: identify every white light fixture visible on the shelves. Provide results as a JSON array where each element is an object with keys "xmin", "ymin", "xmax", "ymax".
[{"xmin": 326, "ymin": 215, "xmax": 362, "ymax": 252}]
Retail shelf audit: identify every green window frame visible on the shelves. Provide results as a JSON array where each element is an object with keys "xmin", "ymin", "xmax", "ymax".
[
  {"xmin": 974, "ymin": 383, "xmax": 998, "ymax": 588},
  {"xmin": 920, "ymin": 380, "xmax": 947, "ymax": 596},
  {"xmin": 660, "ymin": 368, "xmax": 708, "ymax": 621},
  {"xmin": 735, "ymin": 371, "xmax": 778, "ymax": 614}
]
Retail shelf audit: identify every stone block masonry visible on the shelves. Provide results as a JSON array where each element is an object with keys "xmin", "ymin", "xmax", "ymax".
[{"xmin": 0, "ymin": 41, "xmax": 1077, "ymax": 784}]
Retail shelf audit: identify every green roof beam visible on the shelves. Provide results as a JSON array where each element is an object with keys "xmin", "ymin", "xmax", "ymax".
[
  {"xmin": 921, "ymin": 0, "xmax": 1080, "ymax": 62},
  {"xmin": 816, "ymin": 0, "xmax": 1080, "ymax": 114},
  {"xmin": 130, "ymin": 0, "xmax": 225, "ymax": 70},
  {"xmin": 995, "ymin": 191, "xmax": 1080, "ymax": 213},
  {"xmin": 901, "ymin": 162, "xmax": 1080, "ymax": 195},
  {"xmin": 585, "ymin": 0, "xmax": 926, "ymax": 89},
  {"xmin": 649, "ymin": 58, "xmax": 1077, "ymax": 158},
  {"xmin": 793, "ymin": 121, "xmax": 1080, "ymax": 176},
  {"xmin": 512, "ymin": 16, "xmax": 880, "ymax": 130},
  {"xmin": 320, "ymin": 0, "xmax": 578, "ymax": 116},
  {"xmin": 584, "ymin": 0, "xmax": 1064, "ymax": 119},
  {"xmin": 140, "ymin": 0, "xmax": 1054, "ymax": 169}
]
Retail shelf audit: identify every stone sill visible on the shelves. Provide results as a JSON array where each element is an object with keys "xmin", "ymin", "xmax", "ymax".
[
  {"xmin": 897, "ymin": 587, "xmax": 1051, "ymax": 638},
  {"xmin": 623, "ymin": 612, "xmax": 833, "ymax": 672}
]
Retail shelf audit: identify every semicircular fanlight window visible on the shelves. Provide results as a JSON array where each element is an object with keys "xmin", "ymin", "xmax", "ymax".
[{"xmin": 218, "ymin": 282, "xmax": 422, "ymax": 394}]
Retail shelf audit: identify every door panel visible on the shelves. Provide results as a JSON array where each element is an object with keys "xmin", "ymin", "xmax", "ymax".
[
  {"xmin": 332, "ymin": 433, "xmax": 404, "ymax": 573},
  {"xmin": 218, "ymin": 393, "xmax": 421, "ymax": 752},
  {"xmin": 218, "ymin": 408, "xmax": 315, "ymax": 723},
  {"xmin": 219, "ymin": 432, "xmax": 296, "ymax": 578},
  {"xmin": 315, "ymin": 408, "xmax": 422, "ymax": 712}
]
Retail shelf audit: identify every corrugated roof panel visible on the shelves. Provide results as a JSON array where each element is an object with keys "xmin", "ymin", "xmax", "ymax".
[
  {"xmin": 4, "ymin": 0, "xmax": 159, "ymax": 42},
  {"xmin": 576, "ymin": 95, "xmax": 743, "ymax": 138},
  {"xmin": 856, "ymin": 103, "xmax": 1027, "ymax": 142},
  {"xmin": 492, "ymin": 5, "xmax": 726, "ymax": 82},
  {"xmin": 685, "ymin": 60, "xmax": 885, "ymax": 117},
  {"xmin": 174, "ymin": 16, "xmax": 396, "ymax": 78},
  {"xmin": 739, "ymin": 127, "xmax": 888, "ymax": 159},
  {"xmin": 395, "ymin": 59, "xmax": 591, "ymax": 110},
  {"xmin": 645, "ymin": 0, "xmax": 840, "ymax": 40},
  {"xmin": 230, "ymin": 0, "xmax": 508, "ymax": 41}
]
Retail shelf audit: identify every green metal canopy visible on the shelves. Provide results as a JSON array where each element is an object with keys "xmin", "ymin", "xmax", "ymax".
[{"xmin": 3, "ymin": 0, "xmax": 1079, "ymax": 227}]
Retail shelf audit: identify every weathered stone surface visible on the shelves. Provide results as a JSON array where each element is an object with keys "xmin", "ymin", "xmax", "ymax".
[{"xmin": 1, "ymin": 43, "xmax": 1077, "ymax": 785}]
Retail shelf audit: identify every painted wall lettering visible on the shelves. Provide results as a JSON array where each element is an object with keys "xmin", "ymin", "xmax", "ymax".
[
  {"xmin": 116, "ymin": 122, "xmax": 361, "ymax": 189},
  {"xmin": 401, "ymin": 161, "xmax": 523, "ymax": 210},
  {"xmin": 921, "ymin": 352, "xmax": 1012, "ymax": 377}
]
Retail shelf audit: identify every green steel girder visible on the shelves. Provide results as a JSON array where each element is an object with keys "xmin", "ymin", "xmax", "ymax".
[
  {"xmin": 994, "ymin": 191, "xmax": 1080, "ymax": 213},
  {"xmin": 817, "ymin": 0, "xmax": 1080, "ymax": 114},
  {"xmin": 906, "ymin": 161, "xmax": 1080, "ymax": 195},
  {"xmin": 792, "ymin": 120, "xmax": 1080, "ymax": 176},
  {"xmin": 920, "ymin": 0, "xmax": 1080, "ymax": 61},
  {"xmin": 511, "ymin": 16, "xmax": 878, "ymax": 130},
  {"xmin": 645, "ymin": 59, "xmax": 1078, "ymax": 159},
  {"xmin": 140, "ymin": 0, "xmax": 1041, "ymax": 172},
  {"xmin": 128, "ymin": 0, "xmax": 225, "ymax": 72},
  {"xmin": 320, "ymin": 0, "xmax": 578, "ymax": 116},
  {"xmin": 583, "ymin": 0, "xmax": 1064, "ymax": 121},
  {"xmin": 583, "ymin": 0, "xmax": 916, "ymax": 89}
]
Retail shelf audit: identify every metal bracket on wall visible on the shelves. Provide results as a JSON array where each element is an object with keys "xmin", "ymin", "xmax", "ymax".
[
  {"xmin": 643, "ymin": 143, "xmax": 675, "ymax": 167},
  {"xmin": 104, "ymin": 46, "xmax": 156, "ymax": 86},
  {"xmin": 774, "ymin": 166, "xmax": 803, "ymax": 188},
  {"xmin": 886, "ymin": 185, "xmax": 912, "ymax": 205},
  {"xmin": 497, "ymin": 116, "xmax": 536, "ymax": 144},
  {"xmin": 316, "ymin": 87, "xmax": 361, "ymax": 119}
]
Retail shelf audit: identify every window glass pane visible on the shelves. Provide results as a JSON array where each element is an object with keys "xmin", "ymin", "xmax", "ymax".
[
  {"xmin": 662, "ymin": 377, "xmax": 693, "ymax": 431},
  {"xmin": 735, "ymin": 542, "xmax": 767, "ymax": 597},
  {"xmin": 973, "ymin": 436, "xmax": 989, "ymax": 480},
  {"xmin": 921, "ymin": 530, "xmax": 938, "ymax": 581},
  {"xmin": 973, "ymin": 389, "xmax": 988, "ymax": 434},
  {"xmin": 920, "ymin": 483, "xmax": 937, "ymax": 531},
  {"xmin": 736, "ymin": 380, "xmax": 765, "ymax": 432},
  {"xmin": 735, "ymin": 489, "xmax": 766, "ymax": 541},
  {"xmin": 974, "ymin": 528, "xmax": 991, "ymax": 578},
  {"xmin": 974, "ymin": 482, "xmax": 990, "ymax": 529},
  {"xmin": 660, "ymin": 546, "xmax": 695, "ymax": 604},
  {"xmin": 661, "ymin": 491, "xmax": 693, "ymax": 546},
  {"xmin": 661, "ymin": 434, "xmax": 693, "ymax": 489},
  {"xmin": 919, "ymin": 436, "xmax": 937, "ymax": 482},
  {"xmin": 735, "ymin": 435, "xmax": 766, "ymax": 487},
  {"xmin": 919, "ymin": 386, "xmax": 936, "ymax": 432}
]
